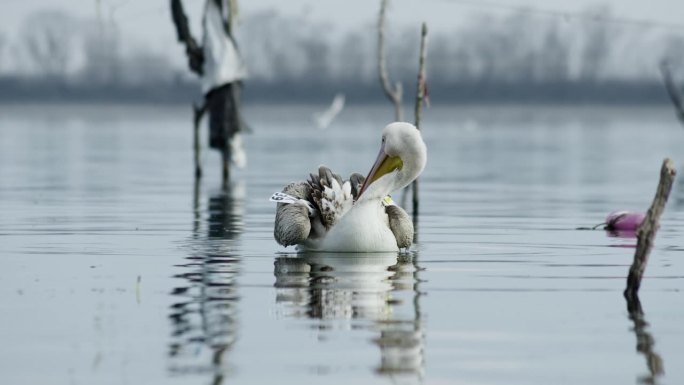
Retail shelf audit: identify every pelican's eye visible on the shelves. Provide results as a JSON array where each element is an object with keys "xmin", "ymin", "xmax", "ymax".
[{"xmin": 381, "ymin": 136, "xmax": 386, "ymax": 144}]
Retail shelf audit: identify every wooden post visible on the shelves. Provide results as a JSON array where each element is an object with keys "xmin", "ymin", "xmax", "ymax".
[
  {"xmin": 192, "ymin": 103, "xmax": 206, "ymax": 179},
  {"xmin": 223, "ymin": 0, "xmax": 241, "ymax": 184},
  {"xmin": 171, "ymin": 0, "xmax": 205, "ymax": 179},
  {"xmin": 378, "ymin": 0, "xmax": 403, "ymax": 122},
  {"xmin": 193, "ymin": 173, "xmax": 201, "ymax": 236},
  {"xmin": 222, "ymin": 152, "xmax": 230, "ymax": 183},
  {"xmin": 412, "ymin": 23, "xmax": 428, "ymax": 218},
  {"xmin": 624, "ymin": 158, "xmax": 676, "ymax": 300},
  {"xmin": 228, "ymin": 0, "xmax": 237, "ymax": 36}
]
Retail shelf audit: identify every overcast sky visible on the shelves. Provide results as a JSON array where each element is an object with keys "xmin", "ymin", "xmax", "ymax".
[{"xmin": 2, "ymin": 0, "xmax": 684, "ymax": 73}]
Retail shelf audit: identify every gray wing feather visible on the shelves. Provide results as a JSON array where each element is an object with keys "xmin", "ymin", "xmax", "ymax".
[
  {"xmin": 385, "ymin": 205, "xmax": 414, "ymax": 249},
  {"xmin": 274, "ymin": 182, "xmax": 313, "ymax": 247},
  {"xmin": 348, "ymin": 173, "xmax": 365, "ymax": 199},
  {"xmin": 274, "ymin": 168, "xmax": 366, "ymax": 247}
]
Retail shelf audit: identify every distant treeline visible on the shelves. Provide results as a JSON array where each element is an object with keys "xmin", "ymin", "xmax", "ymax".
[
  {"xmin": 245, "ymin": 79, "xmax": 671, "ymax": 105},
  {"xmin": 0, "ymin": 76, "xmax": 670, "ymax": 105},
  {"xmin": 0, "ymin": 7, "xmax": 682, "ymax": 104}
]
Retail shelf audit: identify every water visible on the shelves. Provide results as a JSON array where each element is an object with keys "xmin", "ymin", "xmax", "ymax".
[{"xmin": 1, "ymin": 103, "xmax": 683, "ymax": 385}]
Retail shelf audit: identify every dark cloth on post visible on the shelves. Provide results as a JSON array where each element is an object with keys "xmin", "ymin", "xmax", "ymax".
[
  {"xmin": 170, "ymin": 0, "xmax": 204, "ymax": 75},
  {"xmin": 206, "ymin": 83, "xmax": 240, "ymax": 152}
]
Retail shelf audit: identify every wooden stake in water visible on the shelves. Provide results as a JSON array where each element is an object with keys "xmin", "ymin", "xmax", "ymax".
[
  {"xmin": 378, "ymin": 0, "xmax": 403, "ymax": 122},
  {"xmin": 192, "ymin": 102, "xmax": 206, "ymax": 179},
  {"xmin": 624, "ymin": 158, "xmax": 676, "ymax": 300},
  {"xmin": 412, "ymin": 23, "xmax": 428, "ymax": 217}
]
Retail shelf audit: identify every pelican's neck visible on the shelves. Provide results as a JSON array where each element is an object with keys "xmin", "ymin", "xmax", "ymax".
[
  {"xmin": 357, "ymin": 171, "xmax": 398, "ymax": 203},
  {"xmin": 358, "ymin": 128, "xmax": 426, "ymax": 203},
  {"xmin": 358, "ymin": 159, "xmax": 423, "ymax": 204}
]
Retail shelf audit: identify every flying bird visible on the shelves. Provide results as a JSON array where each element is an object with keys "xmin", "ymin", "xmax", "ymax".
[{"xmin": 313, "ymin": 93, "xmax": 345, "ymax": 130}]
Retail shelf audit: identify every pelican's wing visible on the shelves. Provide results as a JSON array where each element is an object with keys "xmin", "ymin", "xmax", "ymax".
[
  {"xmin": 274, "ymin": 182, "xmax": 315, "ymax": 247},
  {"xmin": 385, "ymin": 205, "xmax": 414, "ymax": 249},
  {"xmin": 274, "ymin": 167, "xmax": 361, "ymax": 247},
  {"xmin": 348, "ymin": 172, "xmax": 365, "ymax": 199},
  {"xmin": 308, "ymin": 166, "xmax": 354, "ymax": 229}
]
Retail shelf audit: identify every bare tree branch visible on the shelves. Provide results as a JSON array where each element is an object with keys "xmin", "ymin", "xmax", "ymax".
[
  {"xmin": 413, "ymin": 23, "xmax": 428, "ymax": 132},
  {"xmin": 624, "ymin": 158, "xmax": 676, "ymax": 300},
  {"xmin": 660, "ymin": 60, "xmax": 684, "ymax": 123},
  {"xmin": 0, "ymin": 32, "xmax": 6, "ymax": 62},
  {"xmin": 411, "ymin": 23, "xmax": 428, "ymax": 218},
  {"xmin": 22, "ymin": 12, "xmax": 75, "ymax": 78},
  {"xmin": 378, "ymin": 0, "xmax": 403, "ymax": 122}
]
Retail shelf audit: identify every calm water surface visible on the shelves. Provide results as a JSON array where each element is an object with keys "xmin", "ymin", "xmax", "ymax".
[{"xmin": 0, "ymin": 103, "xmax": 683, "ymax": 385}]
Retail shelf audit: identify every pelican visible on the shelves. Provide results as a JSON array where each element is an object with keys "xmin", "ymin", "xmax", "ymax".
[{"xmin": 273, "ymin": 122, "xmax": 427, "ymax": 252}]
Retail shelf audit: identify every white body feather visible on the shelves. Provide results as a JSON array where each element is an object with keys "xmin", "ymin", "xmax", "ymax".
[{"xmin": 303, "ymin": 199, "xmax": 398, "ymax": 252}]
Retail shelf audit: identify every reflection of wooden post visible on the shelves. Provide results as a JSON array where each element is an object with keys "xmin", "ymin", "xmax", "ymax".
[
  {"xmin": 412, "ymin": 23, "xmax": 428, "ymax": 218},
  {"xmin": 378, "ymin": 0, "xmax": 403, "ymax": 122},
  {"xmin": 624, "ymin": 158, "xmax": 676, "ymax": 299},
  {"xmin": 625, "ymin": 294, "xmax": 665, "ymax": 383}
]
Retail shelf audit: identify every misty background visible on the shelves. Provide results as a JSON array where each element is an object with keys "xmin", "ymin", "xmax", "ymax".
[{"xmin": 1, "ymin": 2, "xmax": 684, "ymax": 104}]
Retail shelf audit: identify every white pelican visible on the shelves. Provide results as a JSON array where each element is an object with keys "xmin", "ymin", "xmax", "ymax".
[{"xmin": 273, "ymin": 122, "xmax": 427, "ymax": 252}]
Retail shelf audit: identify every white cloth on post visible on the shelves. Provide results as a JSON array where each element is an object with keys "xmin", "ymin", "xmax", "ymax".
[{"xmin": 201, "ymin": 0, "xmax": 247, "ymax": 94}]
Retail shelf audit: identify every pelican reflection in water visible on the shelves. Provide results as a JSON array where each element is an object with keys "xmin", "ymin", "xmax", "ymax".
[
  {"xmin": 274, "ymin": 252, "xmax": 425, "ymax": 378},
  {"xmin": 169, "ymin": 181, "xmax": 244, "ymax": 383}
]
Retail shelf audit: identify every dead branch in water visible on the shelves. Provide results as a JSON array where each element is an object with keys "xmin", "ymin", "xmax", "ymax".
[
  {"xmin": 624, "ymin": 158, "xmax": 676, "ymax": 300},
  {"xmin": 659, "ymin": 61, "xmax": 684, "ymax": 123},
  {"xmin": 412, "ymin": 23, "xmax": 428, "ymax": 218},
  {"xmin": 378, "ymin": 0, "xmax": 403, "ymax": 122}
]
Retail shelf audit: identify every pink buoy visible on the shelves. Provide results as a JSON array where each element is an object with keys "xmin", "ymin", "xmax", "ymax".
[{"xmin": 605, "ymin": 211, "xmax": 646, "ymax": 231}]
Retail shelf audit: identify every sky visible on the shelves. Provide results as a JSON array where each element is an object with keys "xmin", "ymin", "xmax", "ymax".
[
  {"xmin": 4, "ymin": 0, "xmax": 684, "ymax": 39},
  {"xmin": 2, "ymin": 0, "xmax": 684, "ymax": 74}
]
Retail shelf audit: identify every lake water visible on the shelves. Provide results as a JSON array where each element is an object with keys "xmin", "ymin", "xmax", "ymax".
[{"xmin": 1, "ymin": 103, "xmax": 683, "ymax": 385}]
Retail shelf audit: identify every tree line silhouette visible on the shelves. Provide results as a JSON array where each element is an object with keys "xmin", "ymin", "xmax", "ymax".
[{"xmin": 1, "ymin": 7, "xmax": 683, "ymax": 104}]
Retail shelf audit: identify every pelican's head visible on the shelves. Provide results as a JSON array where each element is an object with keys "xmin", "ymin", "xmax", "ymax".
[{"xmin": 357, "ymin": 122, "xmax": 427, "ymax": 201}]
